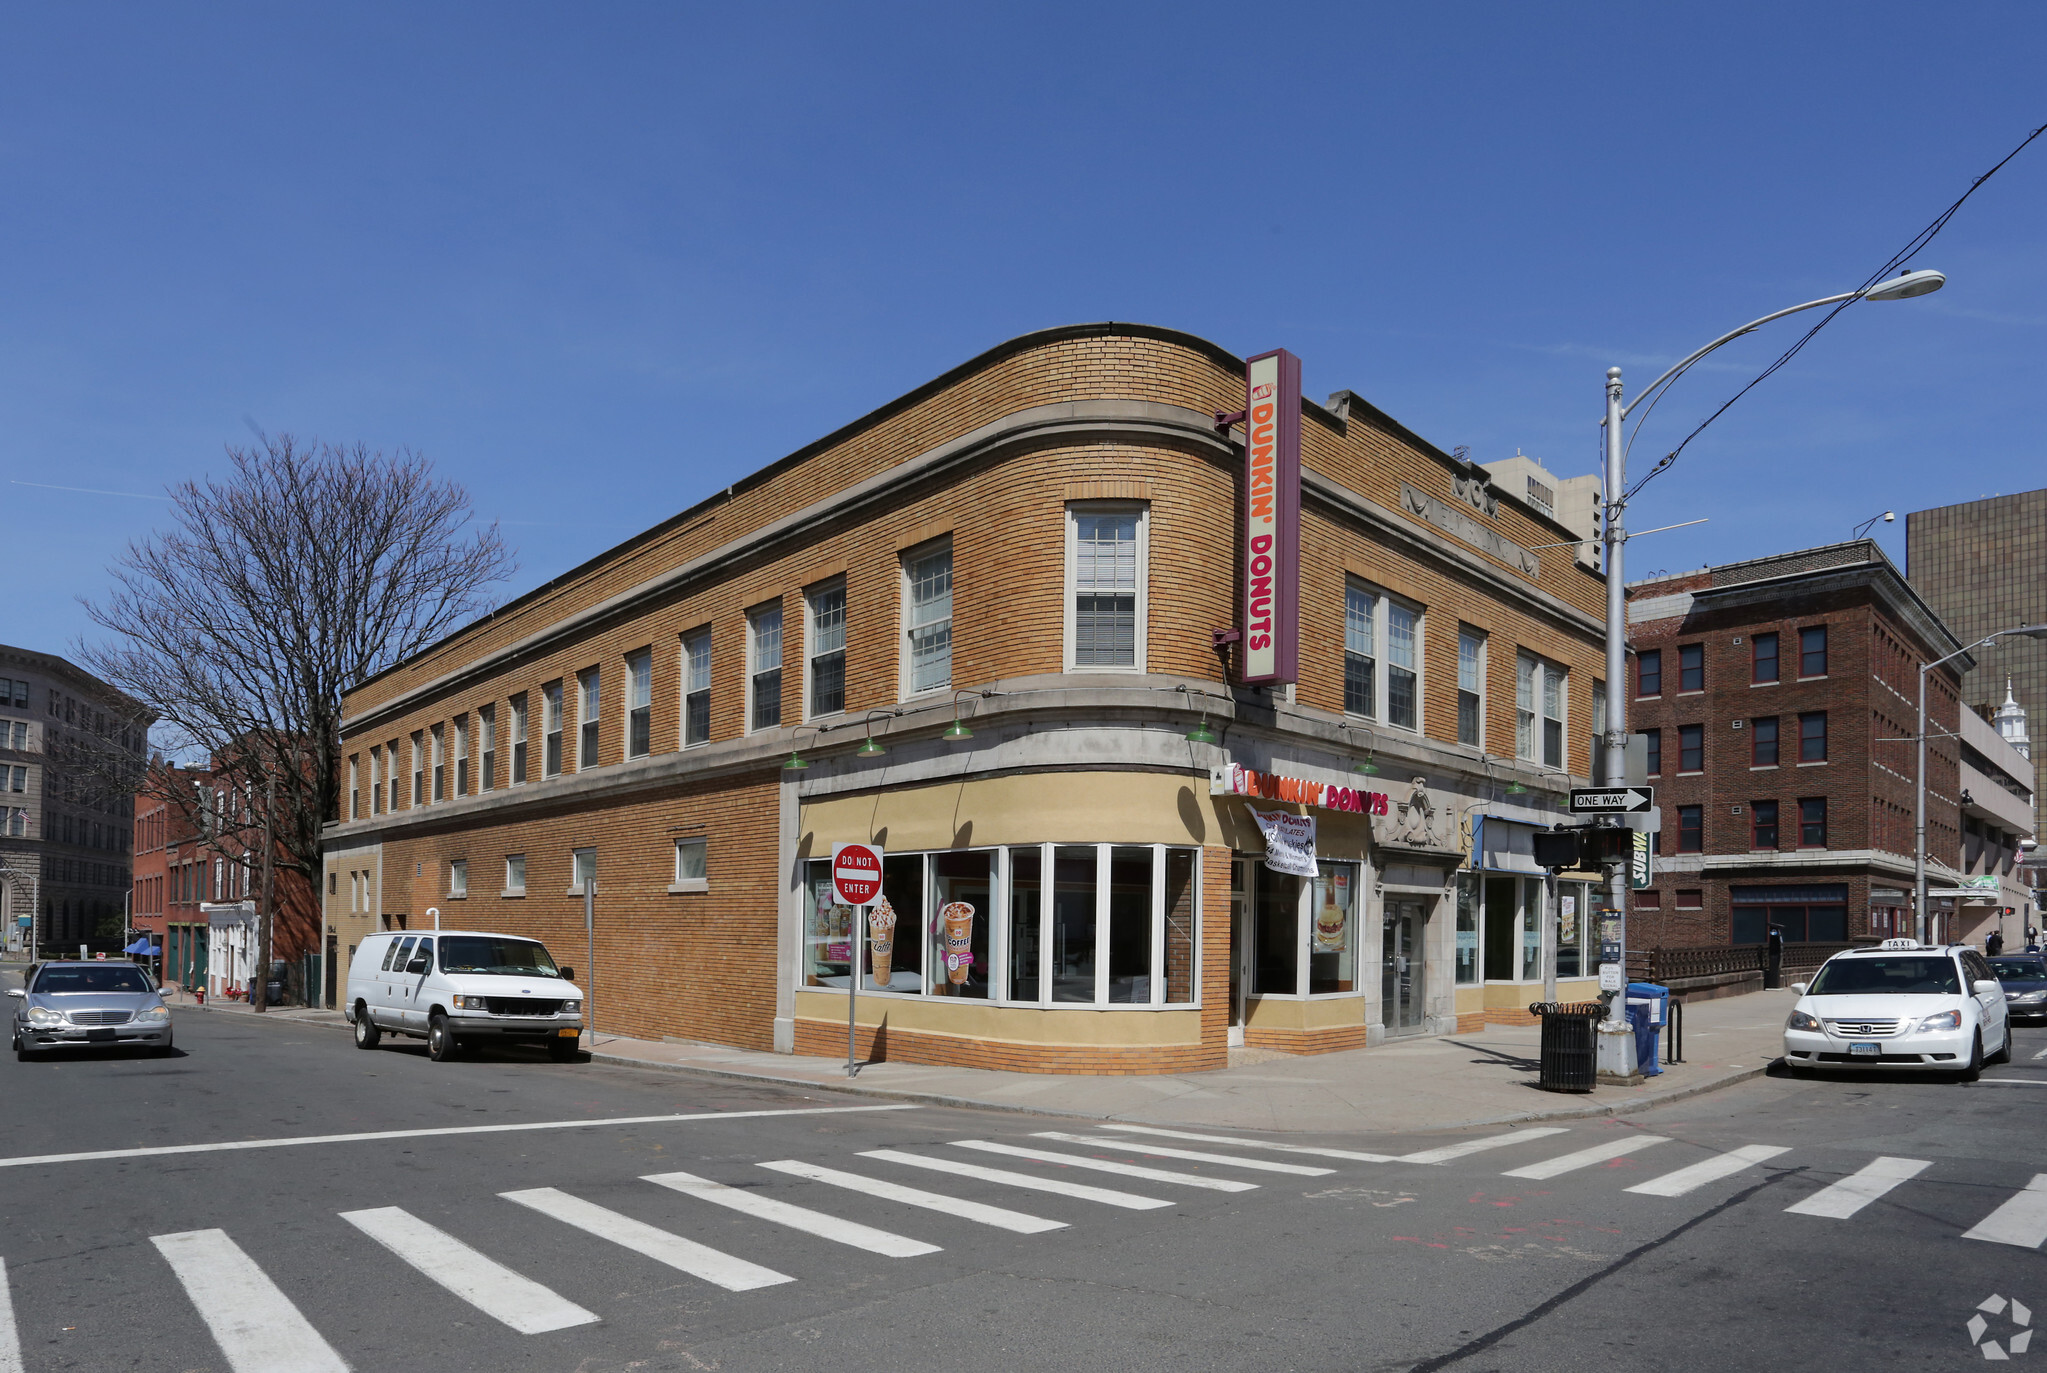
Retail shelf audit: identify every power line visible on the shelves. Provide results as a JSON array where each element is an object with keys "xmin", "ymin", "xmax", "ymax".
[{"xmin": 1624, "ymin": 119, "xmax": 2047, "ymax": 503}]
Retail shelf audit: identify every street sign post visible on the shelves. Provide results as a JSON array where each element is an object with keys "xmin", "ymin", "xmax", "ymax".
[
  {"xmin": 1569, "ymin": 787, "xmax": 1654, "ymax": 815},
  {"xmin": 831, "ymin": 843, "xmax": 885, "ymax": 1078}
]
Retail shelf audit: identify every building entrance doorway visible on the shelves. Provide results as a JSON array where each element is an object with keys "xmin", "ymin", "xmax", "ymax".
[
  {"xmin": 1229, "ymin": 858, "xmax": 1250, "ymax": 1046},
  {"xmin": 1382, "ymin": 897, "xmax": 1428, "ymax": 1035}
]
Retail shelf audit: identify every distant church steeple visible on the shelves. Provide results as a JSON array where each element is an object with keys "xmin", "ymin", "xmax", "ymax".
[{"xmin": 1993, "ymin": 677, "xmax": 2031, "ymax": 760}]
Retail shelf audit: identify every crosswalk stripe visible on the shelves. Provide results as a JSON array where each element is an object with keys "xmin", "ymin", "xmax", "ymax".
[
  {"xmin": 1501, "ymin": 1136, "xmax": 1672, "ymax": 1180},
  {"xmin": 1624, "ymin": 1145, "xmax": 1790, "ymax": 1197},
  {"xmin": 0, "ymin": 1257, "xmax": 23, "ymax": 1373},
  {"xmin": 501, "ymin": 1188, "xmax": 793, "ymax": 1291},
  {"xmin": 1400, "ymin": 1128, "xmax": 1571, "ymax": 1165},
  {"xmin": 1963, "ymin": 1174, "xmax": 2047, "ymax": 1249},
  {"xmin": 1095, "ymin": 1123, "xmax": 1399, "ymax": 1163},
  {"xmin": 339, "ymin": 1207, "xmax": 599, "ymax": 1333},
  {"xmin": 859, "ymin": 1148, "xmax": 1173, "ymax": 1209},
  {"xmin": 1783, "ymin": 1157, "xmax": 1932, "ymax": 1219},
  {"xmin": 643, "ymin": 1170, "xmax": 941, "ymax": 1257},
  {"xmin": 757, "ymin": 1160, "xmax": 1066, "ymax": 1234},
  {"xmin": 1032, "ymin": 1132, "xmax": 1336, "ymax": 1176},
  {"xmin": 151, "ymin": 1229, "xmax": 350, "ymax": 1373},
  {"xmin": 950, "ymin": 1140, "xmax": 1258, "ymax": 1191}
]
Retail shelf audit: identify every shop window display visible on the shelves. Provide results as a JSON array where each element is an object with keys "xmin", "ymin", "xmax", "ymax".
[{"xmin": 1308, "ymin": 861, "xmax": 1356, "ymax": 993}]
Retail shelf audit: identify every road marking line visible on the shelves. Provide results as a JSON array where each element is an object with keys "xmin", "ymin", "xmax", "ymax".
[
  {"xmin": 2033, "ymin": 1044, "xmax": 2047, "ymax": 1060},
  {"xmin": 501, "ymin": 1188, "xmax": 793, "ymax": 1291},
  {"xmin": 0, "ymin": 1105, "xmax": 917, "ymax": 1171},
  {"xmin": 1783, "ymin": 1157, "xmax": 1932, "ymax": 1219},
  {"xmin": 643, "ymin": 1170, "xmax": 940, "ymax": 1257},
  {"xmin": 1095, "ymin": 1123, "xmax": 1398, "ymax": 1162},
  {"xmin": 0, "ymin": 1257, "xmax": 22, "ymax": 1373},
  {"xmin": 1501, "ymin": 1136, "xmax": 1672, "ymax": 1179},
  {"xmin": 1624, "ymin": 1145, "xmax": 1791, "ymax": 1197},
  {"xmin": 951, "ymin": 1140, "xmax": 1258, "ymax": 1192},
  {"xmin": 1977, "ymin": 1078, "xmax": 2047, "ymax": 1086},
  {"xmin": 151, "ymin": 1229, "xmax": 349, "ymax": 1373},
  {"xmin": 1031, "ymin": 1132, "xmax": 1336, "ymax": 1176},
  {"xmin": 756, "ymin": 1160, "xmax": 1065, "ymax": 1234},
  {"xmin": 1963, "ymin": 1174, "xmax": 2047, "ymax": 1249},
  {"xmin": 858, "ymin": 1148, "xmax": 1172, "ymax": 1209},
  {"xmin": 338, "ymin": 1207, "xmax": 599, "ymax": 1333},
  {"xmin": 1401, "ymin": 1128, "xmax": 1571, "ymax": 1166}
]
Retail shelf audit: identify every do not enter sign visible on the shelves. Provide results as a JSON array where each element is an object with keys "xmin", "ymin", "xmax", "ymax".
[{"xmin": 831, "ymin": 842, "xmax": 885, "ymax": 906}]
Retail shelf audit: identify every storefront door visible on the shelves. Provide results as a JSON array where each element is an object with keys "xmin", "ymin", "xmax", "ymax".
[
  {"xmin": 1382, "ymin": 897, "xmax": 1427, "ymax": 1035},
  {"xmin": 1229, "ymin": 858, "xmax": 1249, "ymax": 1046}
]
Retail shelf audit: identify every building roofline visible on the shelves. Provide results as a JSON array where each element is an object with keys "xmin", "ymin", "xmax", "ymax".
[{"xmin": 0, "ymin": 643, "xmax": 153, "ymax": 719}]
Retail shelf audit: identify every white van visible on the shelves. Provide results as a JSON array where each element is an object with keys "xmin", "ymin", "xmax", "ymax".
[{"xmin": 343, "ymin": 928, "xmax": 586, "ymax": 1063}]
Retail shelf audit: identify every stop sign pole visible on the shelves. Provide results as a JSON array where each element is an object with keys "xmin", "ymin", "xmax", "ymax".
[{"xmin": 832, "ymin": 843, "xmax": 885, "ymax": 1077}]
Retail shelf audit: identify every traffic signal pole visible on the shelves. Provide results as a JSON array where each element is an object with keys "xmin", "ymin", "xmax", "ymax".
[{"xmin": 1602, "ymin": 368, "xmax": 1630, "ymax": 1029}]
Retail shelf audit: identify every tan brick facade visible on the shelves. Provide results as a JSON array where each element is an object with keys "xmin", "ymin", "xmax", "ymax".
[{"xmin": 326, "ymin": 324, "xmax": 1611, "ymax": 1073}]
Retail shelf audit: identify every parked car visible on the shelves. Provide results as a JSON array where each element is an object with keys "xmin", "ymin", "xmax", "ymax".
[
  {"xmin": 9, "ymin": 961, "xmax": 174, "ymax": 1060},
  {"xmin": 1782, "ymin": 938, "xmax": 2011, "ymax": 1080},
  {"xmin": 1989, "ymin": 955, "xmax": 2047, "ymax": 1023},
  {"xmin": 343, "ymin": 929, "xmax": 585, "ymax": 1063}
]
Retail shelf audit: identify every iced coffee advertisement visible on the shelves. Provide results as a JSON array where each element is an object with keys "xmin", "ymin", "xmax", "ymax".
[
  {"xmin": 937, "ymin": 901, "xmax": 975, "ymax": 991},
  {"xmin": 866, "ymin": 896, "xmax": 899, "ymax": 990}
]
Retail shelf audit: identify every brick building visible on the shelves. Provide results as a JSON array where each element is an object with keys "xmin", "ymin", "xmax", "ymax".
[
  {"xmin": 1626, "ymin": 541, "xmax": 1972, "ymax": 951},
  {"xmin": 323, "ymin": 324, "xmax": 1613, "ymax": 1073}
]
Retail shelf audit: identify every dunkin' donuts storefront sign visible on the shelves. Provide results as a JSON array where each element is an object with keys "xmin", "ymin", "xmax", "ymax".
[{"xmin": 1211, "ymin": 763, "xmax": 1388, "ymax": 816}]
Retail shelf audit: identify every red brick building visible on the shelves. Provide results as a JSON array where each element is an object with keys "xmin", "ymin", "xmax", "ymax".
[{"xmin": 1627, "ymin": 541, "xmax": 1968, "ymax": 950}]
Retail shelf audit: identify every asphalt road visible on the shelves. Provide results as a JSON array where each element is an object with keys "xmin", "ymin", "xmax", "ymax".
[{"xmin": 4, "ymin": 967, "xmax": 2045, "ymax": 1372}]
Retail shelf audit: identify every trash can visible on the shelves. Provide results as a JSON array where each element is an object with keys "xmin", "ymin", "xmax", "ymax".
[
  {"xmin": 1625, "ymin": 982, "xmax": 1669, "ymax": 1077},
  {"xmin": 1530, "ymin": 1002, "xmax": 1602, "ymax": 1093}
]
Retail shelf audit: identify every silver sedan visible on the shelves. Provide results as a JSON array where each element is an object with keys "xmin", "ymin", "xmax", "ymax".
[{"xmin": 9, "ymin": 961, "xmax": 175, "ymax": 1060}]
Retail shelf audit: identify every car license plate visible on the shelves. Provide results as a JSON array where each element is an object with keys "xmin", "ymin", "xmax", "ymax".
[
  {"xmin": 1849, "ymin": 1042, "xmax": 1880, "ymax": 1057},
  {"xmin": 86, "ymin": 1028, "xmax": 117, "ymax": 1043},
  {"xmin": 557, "ymin": 1028, "xmax": 578, "ymax": 1038}
]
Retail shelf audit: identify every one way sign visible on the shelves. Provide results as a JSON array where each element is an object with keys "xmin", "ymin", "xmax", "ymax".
[{"xmin": 1569, "ymin": 787, "xmax": 1654, "ymax": 815}]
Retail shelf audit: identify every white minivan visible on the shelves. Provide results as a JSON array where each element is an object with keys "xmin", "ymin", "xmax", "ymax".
[{"xmin": 344, "ymin": 928, "xmax": 586, "ymax": 1063}]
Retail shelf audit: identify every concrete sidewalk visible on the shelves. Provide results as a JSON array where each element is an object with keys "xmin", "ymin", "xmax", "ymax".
[{"xmin": 165, "ymin": 979, "xmax": 1797, "ymax": 1135}]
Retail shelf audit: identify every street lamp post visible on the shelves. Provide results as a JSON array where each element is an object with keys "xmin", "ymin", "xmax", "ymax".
[
  {"xmin": 1916, "ymin": 624, "xmax": 2047, "ymax": 944},
  {"xmin": 1601, "ymin": 269, "xmax": 1947, "ymax": 1024}
]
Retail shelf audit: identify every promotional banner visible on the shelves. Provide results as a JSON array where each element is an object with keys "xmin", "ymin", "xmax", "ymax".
[
  {"xmin": 1240, "ymin": 348, "xmax": 1301, "ymax": 686},
  {"xmin": 1250, "ymin": 808, "xmax": 1318, "ymax": 877}
]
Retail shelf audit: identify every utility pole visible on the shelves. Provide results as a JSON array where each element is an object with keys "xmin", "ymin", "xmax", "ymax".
[{"xmin": 1601, "ymin": 367, "xmax": 1631, "ymax": 1027}]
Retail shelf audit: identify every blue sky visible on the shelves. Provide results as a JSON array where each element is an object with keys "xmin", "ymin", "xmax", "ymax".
[{"xmin": 4, "ymin": 3, "xmax": 2043, "ymax": 656}]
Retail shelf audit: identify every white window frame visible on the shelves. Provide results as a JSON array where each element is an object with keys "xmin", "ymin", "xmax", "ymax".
[
  {"xmin": 900, "ymin": 538, "xmax": 953, "ymax": 698},
  {"xmin": 478, "ymin": 704, "xmax": 496, "ymax": 791},
  {"xmin": 431, "ymin": 724, "xmax": 445, "ymax": 802},
  {"xmin": 448, "ymin": 859, "xmax": 467, "ymax": 899},
  {"xmin": 1063, "ymin": 502, "xmax": 1148, "ymax": 673},
  {"xmin": 576, "ymin": 667, "xmax": 600, "ymax": 771},
  {"xmin": 1342, "ymin": 579, "xmax": 1424, "ymax": 733},
  {"xmin": 569, "ymin": 847, "xmax": 596, "ymax": 896},
  {"xmin": 454, "ymin": 716, "xmax": 469, "ymax": 796},
  {"xmin": 348, "ymin": 756, "xmax": 359, "ymax": 820},
  {"xmin": 681, "ymin": 630, "xmax": 712, "ymax": 748},
  {"xmin": 1516, "ymin": 651, "xmax": 1569, "ymax": 769},
  {"xmin": 625, "ymin": 649, "xmax": 652, "ymax": 759},
  {"xmin": 503, "ymin": 853, "xmax": 526, "ymax": 897},
  {"xmin": 670, "ymin": 837, "xmax": 708, "ymax": 894},
  {"xmin": 542, "ymin": 682, "xmax": 563, "ymax": 778},
  {"xmin": 410, "ymin": 732, "xmax": 424, "ymax": 807},
  {"xmin": 509, "ymin": 695, "xmax": 528, "ymax": 785},
  {"xmin": 805, "ymin": 579, "xmax": 848, "ymax": 721},
  {"xmin": 747, "ymin": 602, "xmax": 784, "ymax": 734},
  {"xmin": 1457, "ymin": 626, "xmax": 1487, "ymax": 748}
]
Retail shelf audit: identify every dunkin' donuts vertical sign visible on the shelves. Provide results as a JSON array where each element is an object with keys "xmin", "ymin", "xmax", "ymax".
[{"xmin": 1240, "ymin": 348, "xmax": 1301, "ymax": 685}]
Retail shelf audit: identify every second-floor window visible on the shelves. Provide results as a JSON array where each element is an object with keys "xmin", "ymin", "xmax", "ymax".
[
  {"xmin": 1347, "ymin": 584, "xmax": 1421, "ymax": 730},
  {"xmin": 1516, "ymin": 653, "xmax": 1565, "ymax": 768},
  {"xmin": 479, "ymin": 704, "xmax": 496, "ymax": 791},
  {"xmin": 348, "ymin": 756, "xmax": 359, "ymax": 819},
  {"xmin": 1678, "ymin": 723, "xmax": 1704, "ymax": 772},
  {"xmin": 510, "ymin": 695, "xmax": 528, "ymax": 785},
  {"xmin": 682, "ymin": 631, "xmax": 712, "ymax": 746},
  {"xmin": 1800, "ymin": 797, "xmax": 1828, "ymax": 847},
  {"xmin": 388, "ymin": 739, "xmax": 401, "ymax": 811},
  {"xmin": 1752, "ymin": 717, "xmax": 1778, "ymax": 766},
  {"xmin": 626, "ymin": 650, "xmax": 652, "ymax": 758},
  {"xmin": 807, "ymin": 582, "xmax": 846, "ymax": 718},
  {"xmin": 1678, "ymin": 643, "xmax": 1704, "ymax": 692},
  {"xmin": 454, "ymin": 716, "xmax": 469, "ymax": 795},
  {"xmin": 749, "ymin": 603, "xmax": 784, "ymax": 731},
  {"xmin": 1800, "ymin": 711, "xmax": 1827, "ymax": 763},
  {"xmin": 410, "ymin": 733, "xmax": 424, "ymax": 806},
  {"xmin": 1677, "ymin": 804, "xmax": 1703, "ymax": 853},
  {"xmin": 1456, "ymin": 626, "xmax": 1485, "ymax": 747},
  {"xmin": 1644, "ymin": 728, "xmax": 1662, "ymax": 776},
  {"xmin": 904, "ymin": 542, "xmax": 952, "ymax": 695},
  {"xmin": 1637, "ymin": 649, "xmax": 1661, "ymax": 697},
  {"xmin": 1067, "ymin": 504, "xmax": 1145, "ymax": 670},
  {"xmin": 431, "ymin": 724, "xmax": 445, "ymax": 802},
  {"xmin": 1752, "ymin": 632, "xmax": 1779, "ymax": 683},
  {"xmin": 542, "ymin": 682, "xmax": 563, "ymax": 777},
  {"xmin": 577, "ymin": 668, "xmax": 600, "ymax": 770},
  {"xmin": 1752, "ymin": 800, "xmax": 1779, "ymax": 849},
  {"xmin": 1800, "ymin": 625, "xmax": 1828, "ymax": 677}
]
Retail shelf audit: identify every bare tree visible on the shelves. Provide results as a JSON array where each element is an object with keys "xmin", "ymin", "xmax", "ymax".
[{"xmin": 78, "ymin": 436, "xmax": 515, "ymax": 1008}]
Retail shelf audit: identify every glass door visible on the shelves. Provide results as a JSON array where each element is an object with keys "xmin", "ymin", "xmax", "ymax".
[
  {"xmin": 1381, "ymin": 897, "xmax": 1428, "ymax": 1034},
  {"xmin": 1229, "ymin": 858, "xmax": 1249, "ymax": 1046}
]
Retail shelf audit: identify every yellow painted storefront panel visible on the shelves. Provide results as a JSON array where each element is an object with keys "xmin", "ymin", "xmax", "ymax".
[
  {"xmin": 1242, "ymin": 994, "xmax": 1367, "ymax": 1031},
  {"xmin": 792, "ymin": 989, "xmax": 1203, "ymax": 1046}
]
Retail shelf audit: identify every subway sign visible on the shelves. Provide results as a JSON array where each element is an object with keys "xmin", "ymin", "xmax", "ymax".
[{"xmin": 1240, "ymin": 348, "xmax": 1302, "ymax": 686}]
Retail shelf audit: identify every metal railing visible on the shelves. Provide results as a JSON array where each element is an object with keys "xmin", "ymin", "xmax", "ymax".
[{"xmin": 1627, "ymin": 941, "xmax": 1857, "ymax": 985}]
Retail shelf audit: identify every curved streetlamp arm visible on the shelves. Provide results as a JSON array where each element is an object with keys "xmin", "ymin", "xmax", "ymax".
[{"xmin": 1618, "ymin": 291, "xmax": 1860, "ymax": 423}]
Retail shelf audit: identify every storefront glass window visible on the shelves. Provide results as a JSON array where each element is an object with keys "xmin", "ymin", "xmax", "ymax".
[
  {"xmin": 1255, "ymin": 871, "xmax": 1300, "ymax": 994},
  {"xmin": 876, "ymin": 855, "xmax": 924, "ymax": 992},
  {"xmin": 802, "ymin": 863, "xmax": 852, "ymax": 988},
  {"xmin": 1008, "ymin": 847, "xmax": 1041, "ymax": 1002},
  {"xmin": 929, "ymin": 851, "xmax": 992, "ymax": 999},
  {"xmin": 1163, "ymin": 850, "xmax": 1196, "ymax": 1003},
  {"xmin": 1051, "ymin": 846, "xmax": 1098, "ymax": 1002},
  {"xmin": 1482, "ymin": 875, "xmax": 1518, "ymax": 981},
  {"xmin": 1556, "ymin": 882, "xmax": 1585, "ymax": 978},
  {"xmin": 1455, "ymin": 873, "xmax": 1480, "ymax": 984},
  {"xmin": 1106, "ymin": 847, "xmax": 1154, "ymax": 1003},
  {"xmin": 1308, "ymin": 861, "xmax": 1357, "ymax": 993},
  {"xmin": 1521, "ymin": 878, "xmax": 1545, "ymax": 981}
]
